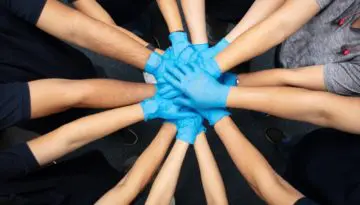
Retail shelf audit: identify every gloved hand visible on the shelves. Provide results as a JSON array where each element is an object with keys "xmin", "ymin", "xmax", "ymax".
[
  {"xmin": 196, "ymin": 107, "xmax": 231, "ymax": 126},
  {"xmin": 145, "ymin": 52, "xmax": 182, "ymax": 98},
  {"xmin": 164, "ymin": 63, "xmax": 230, "ymax": 109},
  {"xmin": 140, "ymin": 94, "xmax": 196, "ymax": 121},
  {"xmin": 169, "ymin": 31, "xmax": 191, "ymax": 58},
  {"xmin": 199, "ymin": 38, "xmax": 229, "ymax": 59},
  {"xmin": 218, "ymin": 72, "xmax": 238, "ymax": 86},
  {"xmin": 195, "ymin": 57, "xmax": 222, "ymax": 79},
  {"xmin": 170, "ymin": 111, "xmax": 205, "ymax": 144}
]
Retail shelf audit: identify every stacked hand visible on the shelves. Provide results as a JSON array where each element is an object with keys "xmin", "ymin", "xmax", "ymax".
[{"xmin": 143, "ymin": 33, "xmax": 237, "ymax": 144}]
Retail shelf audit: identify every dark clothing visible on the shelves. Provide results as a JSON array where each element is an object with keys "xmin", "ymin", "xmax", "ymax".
[
  {"xmin": 0, "ymin": 0, "xmax": 97, "ymax": 130},
  {"xmin": 285, "ymin": 129, "xmax": 360, "ymax": 205},
  {"xmin": 0, "ymin": 83, "xmax": 31, "ymax": 130},
  {"xmin": 206, "ymin": 0, "xmax": 255, "ymax": 23},
  {"xmin": 0, "ymin": 150, "xmax": 121, "ymax": 205}
]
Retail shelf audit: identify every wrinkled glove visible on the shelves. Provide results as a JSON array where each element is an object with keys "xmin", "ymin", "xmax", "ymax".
[
  {"xmin": 164, "ymin": 63, "xmax": 230, "ymax": 109},
  {"xmin": 140, "ymin": 94, "xmax": 196, "ymax": 121},
  {"xmin": 145, "ymin": 52, "xmax": 182, "ymax": 98},
  {"xmin": 170, "ymin": 112, "xmax": 205, "ymax": 144},
  {"xmin": 196, "ymin": 108, "xmax": 230, "ymax": 126},
  {"xmin": 218, "ymin": 72, "xmax": 238, "ymax": 86},
  {"xmin": 169, "ymin": 31, "xmax": 191, "ymax": 58}
]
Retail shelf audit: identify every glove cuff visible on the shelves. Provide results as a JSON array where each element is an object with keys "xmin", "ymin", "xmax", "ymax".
[
  {"xmin": 169, "ymin": 31, "xmax": 188, "ymax": 44},
  {"xmin": 145, "ymin": 52, "xmax": 162, "ymax": 74},
  {"xmin": 214, "ymin": 38, "xmax": 230, "ymax": 52},
  {"xmin": 192, "ymin": 43, "xmax": 209, "ymax": 52},
  {"xmin": 209, "ymin": 111, "xmax": 231, "ymax": 126},
  {"xmin": 206, "ymin": 59, "xmax": 222, "ymax": 79},
  {"xmin": 140, "ymin": 98, "xmax": 159, "ymax": 121}
]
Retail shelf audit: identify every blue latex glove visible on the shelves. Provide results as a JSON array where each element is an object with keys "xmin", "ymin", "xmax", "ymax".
[
  {"xmin": 218, "ymin": 72, "xmax": 238, "ymax": 86},
  {"xmin": 164, "ymin": 63, "xmax": 230, "ymax": 109},
  {"xmin": 140, "ymin": 94, "xmax": 196, "ymax": 121},
  {"xmin": 196, "ymin": 108, "xmax": 231, "ymax": 126},
  {"xmin": 144, "ymin": 52, "xmax": 162, "ymax": 75},
  {"xmin": 169, "ymin": 32, "xmax": 191, "ymax": 58},
  {"xmin": 199, "ymin": 38, "xmax": 229, "ymax": 59},
  {"xmin": 156, "ymin": 79, "xmax": 182, "ymax": 99},
  {"xmin": 192, "ymin": 43, "xmax": 209, "ymax": 52},
  {"xmin": 171, "ymin": 112, "xmax": 205, "ymax": 144}
]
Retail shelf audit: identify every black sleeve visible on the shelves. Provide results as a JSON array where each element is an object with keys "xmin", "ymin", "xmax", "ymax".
[
  {"xmin": 0, "ymin": 143, "xmax": 39, "ymax": 181},
  {"xmin": 294, "ymin": 198, "xmax": 320, "ymax": 205},
  {"xmin": 0, "ymin": 0, "xmax": 46, "ymax": 24},
  {"xmin": 0, "ymin": 83, "xmax": 31, "ymax": 130}
]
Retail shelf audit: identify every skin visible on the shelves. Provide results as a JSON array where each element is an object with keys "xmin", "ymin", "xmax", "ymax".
[
  {"xmin": 96, "ymin": 123, "xmax": 177, "ymax": 205},
  {"xmin": 156, "ymin": 0, "xmax": 184, "ymax": 32},
  {"xmin": 28, "ymin": 79, "xmax": 155, "ymax": 119},
  {"xmin": 215, "ymin": 117, "xmax": 304, "ymax": 205},
  {"xmin": 180, "ymin": 0, "xmax": 207, "ymax": 44}
]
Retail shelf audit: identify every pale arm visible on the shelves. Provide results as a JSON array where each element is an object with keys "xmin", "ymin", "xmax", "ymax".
[
  {"xmin": 227, "ymin": 86, "xmax": 360, "ymax": 134},
  {"xmin": 215, "ymin": 117, "xmax": 303, "ymax": 205},
  {"xmin": 180, "ymin": 0, "xmax": 207, "ymax": 44},
  {"xmin": 216, "ymin": 0, "xmax": 320, "ymax": 71},
  {"xmin": 146, "ymin": 140, "xmax": 190, "ymax": 205},
  {"xmin": 156, "ymin": 0, "xmax": 184, "ymax": 32},
  {"xmin": 225, "ymin": 0, "xmax": 286, "ymax": 42},
  {"xmin": 72, "ymin": 0, "xmax": 149, "ymax": 47},
  {"xmin": 37, "ymin": 0, "xmax": 151, "ymax": 69},
  {"xmin": 96, "ymin": 123, "xmax": 177, "ymax": 205},
  {"xmin": 194, "ymin": 133, "xmax": 228, "ymax": 205},
  {"xmin": 237, "ymin": 65, "xmax": 325, "ymax": 91},
  {"xmin": 28, "ymin": 104, "xmax": 144, "ymax": 166}
]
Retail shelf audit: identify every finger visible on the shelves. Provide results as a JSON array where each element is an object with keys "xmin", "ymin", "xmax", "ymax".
[
  {"xmin": 176, "ymin": 63, "xmax": 193, "ymax": 75},
  {"xmin": 169, "ymin": 111, "xmax": 197, "ymax": 119},
  {"xmin": 162, "ymin": 89, "xmax": 181, "ymax": 99},
  {"xmin": 157, "ymin": 84, "xmax": 173, "ymax": 95},
  {"xmin": 170, "ymin": 66, "xmax": 186, "ymax": 80},
  {"xmin": 164, "ymin": 72, "xmax": 182, "ymax": 90}
]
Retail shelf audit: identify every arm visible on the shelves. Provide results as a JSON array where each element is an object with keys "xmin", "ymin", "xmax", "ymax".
[
  {"xmin": 227, "ymin": 86, "xmax": 360, "ymax": 134},
  {"xmin": 96, "ymin": 123, "xmax": 177, "ymax": 205},
  {"xmin": 237, "ymin": 65, "xmax": 325, "ymax": 91},
  {"xmin": 214, "ymin": 117, "xmax": 303, "ymax": 205},
  {"xmin": 180, "ymin": 0, "xmax": 207, "ymax": 44},
  {"xmin": 28, "ymin": 104, "xmax": 144, "ymax": 166},
  {"xmin": 225, "ymin": 0, "xmax": 285, "ymax": 42},
  {"xmin": 156, "ymin": 0, "xmax": 184, "ymax": 32},
  {"xmin": 37, "ymin": 0, "xmax": 151, "ymax": 69},
  {"xmin": 194, "ymin": 133, "xmax": 228, "ymax": 205},
  {"xmin": 29, "ymin": 79, "xmax": 155, "ymax": 119},
  {"xmin": 146, "ymin": 139, "xmax": 190, "ymax": 205},
  {"xmin": 216, "ymin": 0, "xmax": 320, "ymax": 71},
  {"xmin": 71, "ymin": 0, "xmax": 150, "ymax": 47}
]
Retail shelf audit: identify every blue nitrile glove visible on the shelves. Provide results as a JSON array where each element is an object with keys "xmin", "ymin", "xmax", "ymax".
[
  {"xmin": 140, "ymin": 94, "xmax": 196, "ymax": 121},
  {"xmin": 218, "ymin": 72, "xmax": 238, "ymax": 86},
  {"xmin": 145, "ymin": 51, "xmax": 162, "ymax": 75},
  {"xmin": 192, "ymin": 43, "xmax": 209, "ymax": 52},
  {"xmin": 196, "ymin": 58, "xmax": 222, "ymax": 79},
  {"xmin": 163, "ymin": 47, "xmax": 175, "ymax": 60},
  {"xmin": 164, "ymin": 63, "xmax": 230, "ymax": 109},
  {"xmin": 200, "ymin": 38, "xmax": 229, "ymax": 59},
  {"xmin": 171, "ymin": 112, "xmax": 205, "ymax": 144},
  {"xmin": 169, "ymin": 31, "xmax": 191, "ymax": 58},
  {"xmin": 156, "ymin": 78, "xmax": 182, "ymax": 99},
  {"xmin": 196, "ymin": 108, "xmax": 231, "ymax": 126}
]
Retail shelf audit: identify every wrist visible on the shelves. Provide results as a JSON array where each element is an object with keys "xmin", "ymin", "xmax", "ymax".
[
  {"xmin": 169, "ymin": 31, "xmax": 189, "ymax": 44},
  {"xmin": 145, "ymin": 52, "xmax": 162, "ymax": 74}
]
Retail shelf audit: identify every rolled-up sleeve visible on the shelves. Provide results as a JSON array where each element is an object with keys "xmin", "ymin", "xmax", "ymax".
[
  {"xmin": 316, "ymin": 0, "xmax": 334, "ymax": 9},
  {"xmin": 0, "ymin": 143, "xmax": 39, "ymax": 182},
  {"xmin": 324, "ymin": 62, "xmax": 360, "ymax": 96},
  {"xmin": 0, "ymin": 0, "xmax": 46, "ymax": 24},
  {"xmin": 0, "ymin": 83, "xmax": 31, "ymax": 130}
]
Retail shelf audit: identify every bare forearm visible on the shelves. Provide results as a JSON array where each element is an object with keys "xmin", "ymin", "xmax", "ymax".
[
  {"xmin": 237, "ymin": 65, "xmax": 325, "ymax": 90},
  {"xmin": 181, "ymin": 0, "xmax": 207, "ymax": 44},
  {"xmin": 28, "ymin": 104, "xmax": 144, "ymax": 166},
  {"xmin": 29, "ymin": 79, "xmax": 155, "ymax": 119},
  {"xmin": 216, "ymin": 0, "xmax": 319, "ymax": 71},
  {"xmin": 195, "ymin": 133, "xmax": 228, "ymax": 205},
  {"xmin": 146, "ymin": 140, "xmax": 189, "ymax": 205},
  {"xmin": 37, "ymin": 1, "xmax": 151, "ymax": 69},
  {"xmin": 226, "ymin": 0, "xmax": 285, "ymax": 42},
  {"xmin": 214, "ymin": 117, "xmax": 302, "ymax": 205},
  {"xmin": 96, "ymin": 123, "xmax": 177, "ymax": 205},
  {"xmin": 227, "ymin": 86, "xmax": 360, "ymax": 134},
  {"xmin": 156, "ymin": 0, "xmax": 183, "ymax": 32}
]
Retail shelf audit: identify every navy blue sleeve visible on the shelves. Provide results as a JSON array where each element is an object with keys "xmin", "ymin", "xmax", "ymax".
[
  {"xmin": 0, "ymin": 143, "xmax": 39, "ymax": 181},
  {"xmin": 0, "ymin": 0, "xmax": 46, "ymax": 24},
  {"xmin": 294, "ymin": 198, "xmax": 320, "ymax": 205},
  {"xmin": 0, "ymin": 83, "xmax": 31, "ymax": 130}
]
